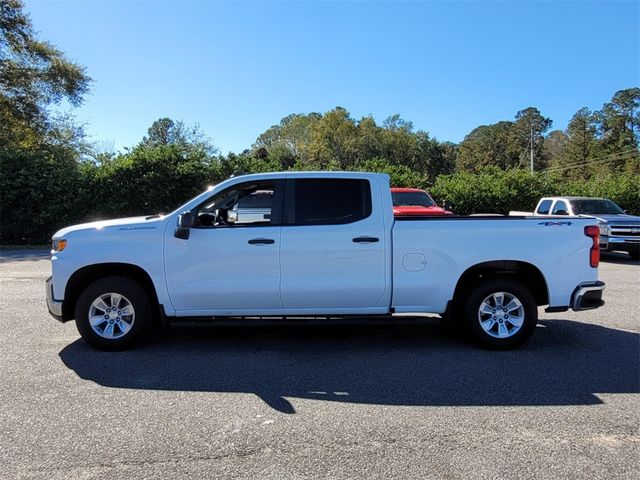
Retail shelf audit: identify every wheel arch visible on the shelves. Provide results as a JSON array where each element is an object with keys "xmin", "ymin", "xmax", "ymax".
[
  {"xmin": 62, "ymin": 263, "xmax": 161, "ymax": 322},
  {"xmin": 451, "ymin": 260, "xmax": 549, "ymax": 309}
]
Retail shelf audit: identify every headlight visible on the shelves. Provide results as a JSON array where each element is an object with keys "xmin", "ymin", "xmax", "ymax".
[
  {"xmin": 51, "ymin": 239, "xmax": 68, "ymax": 253},
  {"xmin": 598, "ymin": 224, "xmax": 608, "ymax": 236}
]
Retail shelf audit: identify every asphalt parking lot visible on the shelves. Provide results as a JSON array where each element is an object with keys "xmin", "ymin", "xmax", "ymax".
[{"xmin": 0, "ymin": 251, "xmax": 638, "ymax": 479}]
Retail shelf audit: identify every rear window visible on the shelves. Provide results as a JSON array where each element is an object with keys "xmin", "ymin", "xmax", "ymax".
[
  {"xmin": 537, "ymin": 199, "xmax": 552, "ymax": 214},
  {"xmin": 291, "ymin": 179, "xmax": 372, "ymax": 225}
]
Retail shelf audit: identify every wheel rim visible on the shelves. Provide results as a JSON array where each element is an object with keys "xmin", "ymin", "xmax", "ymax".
[
  {"xmin": 88, "ymin": 292, "xmax": 135, "ymax": 339},
  {"xmin": 477, "ymin": 291, "xmax": 525, "ymax": 339}
]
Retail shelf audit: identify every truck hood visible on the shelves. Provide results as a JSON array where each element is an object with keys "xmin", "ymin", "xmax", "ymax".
[
  {"xmin": 53, "ymin": 216, "xmax": 166, "ymax": 239},
  {"xmin": 578, "ymin": 213, "xmax": 640, "ymax": 225}
]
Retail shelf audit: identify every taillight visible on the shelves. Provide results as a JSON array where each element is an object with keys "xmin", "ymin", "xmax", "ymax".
[{"xmin": 584, "ymin": 225, "xmax": 600, "ymax": 268}]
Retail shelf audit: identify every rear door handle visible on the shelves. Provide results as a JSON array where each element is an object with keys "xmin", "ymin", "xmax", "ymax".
[
  {"xmin": 248, "ymin": 238, "xmax": 275, "ymax": 245},
  {"xmin": 352, "ymin": 236, "xmax": 379, "ymax": 243}
]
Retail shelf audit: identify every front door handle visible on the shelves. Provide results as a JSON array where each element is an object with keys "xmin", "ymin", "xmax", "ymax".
[
  {"xmin": 248, "ymin": 238, "xmax": 275, "ymax": 245},
  {"xmin": 352, "ymin": 236, "xmax": 379, "ymax": 243}
]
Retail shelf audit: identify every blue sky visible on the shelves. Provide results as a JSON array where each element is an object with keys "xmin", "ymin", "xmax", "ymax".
[{"xmin": 27, "ymin": 0, "xmax": 639, "ymax": 154}]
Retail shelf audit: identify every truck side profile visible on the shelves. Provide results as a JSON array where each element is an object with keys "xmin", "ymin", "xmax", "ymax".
[{"xmin": 46, "ymin": 172, "xmax": 605, "ymax": 350}]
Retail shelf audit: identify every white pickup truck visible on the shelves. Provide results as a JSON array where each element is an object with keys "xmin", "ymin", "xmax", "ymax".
[{"xmin": 46, "ymin": 172, "xmax": 605, "ymax": 350}]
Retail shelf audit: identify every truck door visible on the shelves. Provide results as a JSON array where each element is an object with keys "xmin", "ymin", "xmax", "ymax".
[
  {"xmin": 279, "ymin": 178, "xmax": 388, "ymax": 311},
  {"xmin": 164, "ymin": 179, "xmax": 284, "ymax": 314}
]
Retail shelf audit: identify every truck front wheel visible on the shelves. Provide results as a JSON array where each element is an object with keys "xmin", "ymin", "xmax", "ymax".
[
  {"xmin": 74, "ymin": 276, "xmax": 151, "ymax": 350},
  {"xmin": 464, "ymin": 278, "xmax": 537, "ymax": 350}
]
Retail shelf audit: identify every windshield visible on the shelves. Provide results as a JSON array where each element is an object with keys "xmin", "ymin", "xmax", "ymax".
[
  {"xmin": 571, "ymin": 199, "xmax": 625, "ymax": 215},
  {"xmin": 392, "ymin": 191, "xmax": 435, "ymax": 207}
]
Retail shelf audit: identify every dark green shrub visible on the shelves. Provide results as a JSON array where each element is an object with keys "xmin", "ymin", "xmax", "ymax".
[{"xmin": 0, "ymin": 146, "xmax": 88, "ymax": 244}]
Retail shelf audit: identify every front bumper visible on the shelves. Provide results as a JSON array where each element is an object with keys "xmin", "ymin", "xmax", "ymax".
[
  {"xmin": 571, "ymin": 281, "xmax": 605, "ymax": 311},
  {"xmin": 599, "ymin": 234, "xmax": 609, "ymax": 249},
  {"xmin": 604, "ymin": 237, "xmax": 640, "ymax": 253},
  {"xmin": 45, "ymin": 276, "xmax": 64, "ymax": 322}
]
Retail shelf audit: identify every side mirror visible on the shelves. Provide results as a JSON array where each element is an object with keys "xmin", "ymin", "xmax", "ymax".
[
  {"xmin": 175, "ymin": 211, "xmax": 195, "ymax": 239},
  {"xmin": 178, "ymin": 211, "xmax": 195, "ymax": 228}
]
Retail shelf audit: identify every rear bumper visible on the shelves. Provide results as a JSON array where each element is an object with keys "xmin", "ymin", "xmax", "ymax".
[
  {"xmin": 571, "ymin": 281, "xmax": 605, "ymax": 311},
  {"xmin": 45, "ymin": 276, "xmax": 64, "ymax": 322}
]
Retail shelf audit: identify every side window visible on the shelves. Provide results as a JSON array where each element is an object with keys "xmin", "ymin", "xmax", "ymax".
[
  {"xmin": 552, "ymin": 200, "xmax": 569, "ymax": 215},
  {"xmin": 195, "ymin": 181, "xmax": 280, "ymax": 227},
  {"xmin": 290, "ymin": 179, "xmax": 372, "ymax": 226},
  {"xmin": 233, "ymin": 191, "xmax": 274, "ymax": 224},
  {"xmin": 537, "ymin": 199, "xmax": 552, "ymax": 214}
]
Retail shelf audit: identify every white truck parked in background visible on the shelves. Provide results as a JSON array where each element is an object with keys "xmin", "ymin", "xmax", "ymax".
[{"xmin": 46, "ymin": 172, "xmax": 605, "ymax": 351}]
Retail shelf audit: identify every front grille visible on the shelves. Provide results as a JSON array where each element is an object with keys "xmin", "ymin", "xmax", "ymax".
[{"xmin": 610, "ymin": 226, "xmax": 640, "ymax": 237}]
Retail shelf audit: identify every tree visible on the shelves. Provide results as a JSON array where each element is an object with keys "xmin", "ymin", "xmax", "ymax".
[
  {"xmin": 250, "ymin": 108, "xmax": 456, "ymax": 179},
  {"xmin": 416, "ymin": 133, "xmax": 456, "ymax": 182},
  {"xmin": 595, "ymin": 88, "xmax": 640, "ymax": 172},
  {"xmin": 555, "ymin": 108, "xmax": 600, "ymax": 178},
  {"xmin": 142, "ymin": 118, "xmax": 176, "ymax": 147},
  {"xmin": 543, "ymin": 130, "xmax": 568, "ymax": 170},
  {"xmin": 378, "ymin": 114, "xmax": 420, "ymax": 171},
  {"xmin": 303, "ymin": 107, "xmax": 359, "ymax": 169},
  {"xmin": 514, "ymin": 107, "xmax": 552, "ymax": 170},
  {"xmin": 91, "ymin": 143, "xmax": 215, "ymax": 218},
  {"xmin": 0, "ymin": 0, "xmax": 91, "ymax": 147},
  {"xmin": 598, "ymin": 88, "xmax": 640, "ymax": 148},
  {"xmin": 382, "ymin": 113, "xmax": 413, "ymax": 132},
  {"xmin": 141, "ymin": 117, "xmax": 217, "ymax": 155},
  {"xmin": 456, "ymin": 122, "xmax": 519, "ymax": 171},
  {"xmin": 253, "ymin": 112, "xmax": 321, "ymax": 162},
  {"xmin": 456, "ymin": 108, "xmax": 552, "ymax": 172}
]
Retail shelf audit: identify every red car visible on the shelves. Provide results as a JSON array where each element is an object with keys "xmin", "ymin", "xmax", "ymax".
[{"xmin": 391, "ymin": 187, "xmax": 453, "ymax": 216}]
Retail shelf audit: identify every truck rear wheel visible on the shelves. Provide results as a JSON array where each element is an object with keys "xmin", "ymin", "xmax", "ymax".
[
  {"xmin": 74, "ymin": 276, "xmax": 151, "ymax": 350},
  {"xmin": 464, "ymin": 278, "xmax": 537, "ymax": 350}
]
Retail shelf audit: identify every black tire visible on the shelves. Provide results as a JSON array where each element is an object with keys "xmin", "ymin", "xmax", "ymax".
[
  {"xmin": 628, "ymin": 250, "xmax": 639, "ymax": 261},
  {"xmin": 463, "ymin": 277, "xmax": 537, "ymax": 350},
  {"xmin": 74, "ymin": 276, "xmax": 152, "ymax": 350}
]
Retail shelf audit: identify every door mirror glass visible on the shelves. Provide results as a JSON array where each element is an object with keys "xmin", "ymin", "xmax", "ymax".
[
  {"xmin": 175, "ymin": 211, "xmax": 195, "ymax": 239},
  {"xmin": 178, "ymin": 211, "xmax": 195, "ymax": 228}
]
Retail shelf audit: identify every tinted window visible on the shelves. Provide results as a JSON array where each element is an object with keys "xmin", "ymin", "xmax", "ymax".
[
  {"xmin": 537, "ymin": 199, "xmax": 552, "ymax": 214},
  {"xmin": 552, "ymin": 201, "xmax": 569, "ymax": 215},
  {"xmin": 292, "ymin": 179, "xmax": 372, "ymax": 225},
  {"xmin": 571, "ymin": 199, "xmax": 624, "ymax": 215},
  {"xmin": 392, "ymin": 191, "xmax": 435, "ymax": 207}
]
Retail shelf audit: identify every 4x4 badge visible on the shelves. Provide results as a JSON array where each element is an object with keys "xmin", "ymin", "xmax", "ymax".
[{"xmin": 538, "ymin": 221, "xmax": 573, "ymax": 226}]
